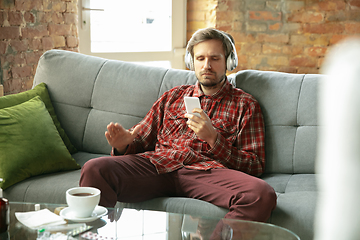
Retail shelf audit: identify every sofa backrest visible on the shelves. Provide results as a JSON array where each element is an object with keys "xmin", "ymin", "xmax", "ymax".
[
  {"xmin": 33, "ymin": 50, "xmax": 319, "ymax": 175},
  {"xmin": 33, "ymin": 50, "xmax": 197, "ymax": 155},
  {"xmin": 232, "ymin": 70, "xmax": 318, "ymax": 174}
]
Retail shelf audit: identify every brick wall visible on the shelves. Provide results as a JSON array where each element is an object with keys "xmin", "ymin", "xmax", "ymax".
[
  {"xmin": 187, "ymin": 0, "xmax": 360, "ymax": 74},
  {"xmin": 1, "ymin": 1, "xmax": 359, "ymax": 95},
  {"xmin": 0, "ymin": 0, "xmax": 79, "ymax": 95}
]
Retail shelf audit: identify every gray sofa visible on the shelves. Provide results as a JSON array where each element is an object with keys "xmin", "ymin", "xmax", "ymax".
[{"xmin": 4, "ymin": 49, "xmax": 318, "ymax": 240}]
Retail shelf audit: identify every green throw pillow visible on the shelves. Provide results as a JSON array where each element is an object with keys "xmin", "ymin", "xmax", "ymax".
[
  {"xmin": 0, "ymin": 82, "xmax": 77, "ymax": 154},
  {"xmin": 0, "ymin": 96, "xmax": 80, "ymax": 190}
]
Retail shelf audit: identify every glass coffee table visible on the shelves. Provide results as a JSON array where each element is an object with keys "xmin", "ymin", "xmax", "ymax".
[{"xmin": 2, "ymin": 202, "xmax": 300, "ymax": 240}]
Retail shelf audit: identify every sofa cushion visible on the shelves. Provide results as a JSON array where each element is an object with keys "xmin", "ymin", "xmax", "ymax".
[
  {"xmin": 32, "ymin": 50, "xmax": 108, "ymax": 153},
  {"xmin": 233, "ymin": 70, "xmax": 319, "ymax": 174},
  {"xmin": 32, "ymin": 50, "xmax": 199, "ymax": 155},
  {"xmin": 0, "ymin": 82, "xmax": 77, "ymax": 154},
  {"xmin": 0, "ymin": 96, "xmax": 80, "ymax": 189}
]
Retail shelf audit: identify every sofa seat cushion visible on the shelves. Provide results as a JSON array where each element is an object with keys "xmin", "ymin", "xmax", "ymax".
[
  {"xmin": 4, "ymin": 169, "xmax": 82, "ymax": 203},
  {"xmin": 262, "ymin": 173, "xmax": 317, "ymax": 194},
  {"xmin": 0, "ymin": 96, "xmax": 80, "ymax": 190},
  {"xmin": 262, "ymin": 173, "xmax": 317, "ymax": 240},
  {"xmin": 271, "ymin": 191, "xmax": 317, "ymax": 240}
]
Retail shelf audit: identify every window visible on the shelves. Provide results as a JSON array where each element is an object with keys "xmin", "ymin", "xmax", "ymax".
[{"xmin": 78, "ymin": 0, "xmax": 187, "ymax": 69}]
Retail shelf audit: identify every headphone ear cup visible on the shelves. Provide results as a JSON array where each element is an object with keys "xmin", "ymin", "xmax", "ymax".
[
  {"xmin": 226, "ymin": 52, "xmax": 234, "ymax": 71},
  {"xmin": 185, "ymin": 51, "xmax": 194, "ymax": 70},
  {"xmin": 226, "ymin": 51, "xmax": 238, "ymax": 71}
]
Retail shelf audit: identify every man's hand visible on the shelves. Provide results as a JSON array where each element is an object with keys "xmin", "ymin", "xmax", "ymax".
[
  {"xmin": 185, "ymin": 108, "xmax": 218, "ymax": 147},
  {"xmin": 105, "ymin": 122, "xmax": 141, "ymax": 154}
]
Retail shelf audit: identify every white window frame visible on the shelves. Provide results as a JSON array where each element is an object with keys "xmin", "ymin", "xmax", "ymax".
[{"xmin": 78, "ymin": 0, "xmax": 187, "ymax": 69}]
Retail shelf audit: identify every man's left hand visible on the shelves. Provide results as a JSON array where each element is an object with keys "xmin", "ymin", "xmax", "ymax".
[{"xmin": 185, "ymin": 108, "xmax": 218, "ymax": 147}]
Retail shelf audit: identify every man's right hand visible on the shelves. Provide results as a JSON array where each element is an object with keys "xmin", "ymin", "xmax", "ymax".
[{"xmin": 105, "ymin": 122, "xmax": 141, "ymax": 154}]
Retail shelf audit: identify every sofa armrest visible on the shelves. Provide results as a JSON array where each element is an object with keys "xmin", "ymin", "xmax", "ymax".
[{"xmin": 0, "ymin": 84, "xmax": 3, "ymax": 97}]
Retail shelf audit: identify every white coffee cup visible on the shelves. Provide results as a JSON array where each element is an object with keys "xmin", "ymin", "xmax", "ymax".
[{"xmin": 66, "ymin": 187, "xmax": 101, "ymax": 218}]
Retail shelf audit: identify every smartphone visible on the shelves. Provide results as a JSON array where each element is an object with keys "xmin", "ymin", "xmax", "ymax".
[{"xmin": 184, "ymin": 97, "xmax": 201, "ymax": 118}]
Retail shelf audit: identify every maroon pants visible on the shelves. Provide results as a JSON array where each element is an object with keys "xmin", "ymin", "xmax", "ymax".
[{"xmin": 79, "ymin": 155, "xmax": 276, "ymax": 222}]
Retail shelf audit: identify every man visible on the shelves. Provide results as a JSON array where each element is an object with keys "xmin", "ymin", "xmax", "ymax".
[{"xmin": 80, "ymin": 28, "xmax": 276, "ymax": 222}]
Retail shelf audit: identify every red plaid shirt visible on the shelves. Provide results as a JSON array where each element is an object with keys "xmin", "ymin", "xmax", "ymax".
[{"xmin": 118, "ymin": 80, "xmax": 265, "ymax": 176}]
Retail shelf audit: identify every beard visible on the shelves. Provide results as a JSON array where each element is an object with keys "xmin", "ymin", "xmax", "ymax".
[{"xmin": 197, "ymin": 70, "xmax": 226, "ymax": 88}]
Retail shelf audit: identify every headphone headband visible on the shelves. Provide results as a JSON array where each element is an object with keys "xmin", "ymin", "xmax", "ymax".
[{"xmin": 185, "ymin": 29, "xmax": 238, "ymax": 71}]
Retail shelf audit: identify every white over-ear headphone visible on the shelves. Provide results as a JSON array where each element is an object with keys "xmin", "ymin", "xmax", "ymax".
[{"xmin": 185, "ymin": 29, "xmax": 238, "ymax": 71}]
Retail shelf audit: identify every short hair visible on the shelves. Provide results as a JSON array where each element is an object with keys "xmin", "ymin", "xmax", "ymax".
[{"xmin": 186, "ymin": 28, "xmax": 235, "ymax": 60}]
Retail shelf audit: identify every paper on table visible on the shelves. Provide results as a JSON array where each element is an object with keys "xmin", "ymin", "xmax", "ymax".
[{"xmin": 15, "ymin": 209, "xmax": 67, "ymax": 229}]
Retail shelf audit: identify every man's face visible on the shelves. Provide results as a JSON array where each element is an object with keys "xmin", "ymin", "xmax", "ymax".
[{"xmin": 193, "ymin": 39, "xmax": 227, "ymax": 90}]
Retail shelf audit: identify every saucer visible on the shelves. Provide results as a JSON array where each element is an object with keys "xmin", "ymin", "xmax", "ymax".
[{"xmin": 60, "ymin": 206, "xmax": 108, "ymax": 223}]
